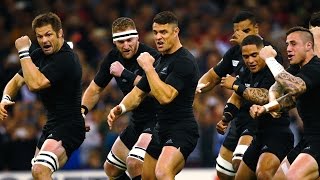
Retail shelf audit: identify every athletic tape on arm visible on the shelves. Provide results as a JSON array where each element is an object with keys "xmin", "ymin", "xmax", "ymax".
[{"xmin": 265, "ymin": 57, "xmax": 284, "ymax": 77}]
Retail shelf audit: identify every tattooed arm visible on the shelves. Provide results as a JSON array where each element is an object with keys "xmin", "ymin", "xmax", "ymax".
[
  {"xmin": 263, "ymin": 80, "xmax": 297, "ymax": 113},
  {"xmin": 269, "ymin": 81, "xmax": 284, "ymax": 101},
  {"xmin": 276, "ymin": 93, "xmax": 297, "ymax": 111},
  {"xmin": 275, "ymin": 71, "xmax": 306, "ymax": 97},
  {"xmin": 220, "ymin": 74, "xmax": 269, "ymax": 105},
  {"xmin": 250, "ymin": 92, "xmax": 297, "ymax": 119},
  {"xmin": 242, "ymin": 88, "xmax": 269, "ymax": 105},
  {"xmin": 259, "ymin": 45, "xmax": 306, "ymax": 96}
]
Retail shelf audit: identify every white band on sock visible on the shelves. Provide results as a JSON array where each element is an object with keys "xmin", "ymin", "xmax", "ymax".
[
  {"xmin": 233, "ymin": 145, "xmax": 249, "ymax": 161},
  {"xmin": 216, "ymin": 155, "xmax": 236, "ymax": 176}
]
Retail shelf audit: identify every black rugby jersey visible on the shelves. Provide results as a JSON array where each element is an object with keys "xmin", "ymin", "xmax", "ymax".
[
  {"xmin": 214, "ymin": 40, "xmax": 283, "ymax": 78},
  {"xmin": 137, "ymin": 47, "xmax": 200, "ymax": 127},
  {"xmin": 94, "ymin": 43, "xmax": 160, "ymax": 122},
  {"xmin": 293, "ymin": 56, "xmax": 320, "ymax": 135},
  {"xmin": 239, "ymin": 66, "xmax": 290, "ymax": 131},
  {"xmin": 214, "ymin": 39, "xmax": 284, "ymax": 128},
  {"xmin": 19, "ymin": 42, "xmax": 83, "ymax": 127}
]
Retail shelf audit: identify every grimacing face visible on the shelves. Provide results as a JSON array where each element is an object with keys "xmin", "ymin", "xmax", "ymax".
[
  {"xmin": 35, "ymin": 24, "xmax": 62, "ymax": 55},
  {"xmin": 152, "ymin": 22, "xmax": 178, "ymax": 54},
  {"xmin": 242, "ymin": 44, "xmax": 266, "ymax": 73},
  {"xmin": 286, "ymin": 32, "xmax": 308, "ymax": 66},
  {"xmin": 114, "ymin": 36, "xmax": 139, "ymax": 59}
]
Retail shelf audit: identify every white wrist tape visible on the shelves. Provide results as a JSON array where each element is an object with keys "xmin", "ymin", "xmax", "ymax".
[
  {"xmin": 18, "ymin": 48, "xmax": 30, "ymax": 60},
  {"xmin": 119, "ymin": 103, "xmax": 127, "ymax": 115},
  {"xmin": 265, "ymin": 57, "xmax": 284, "ymax": 77},
  {"xmin": 1, "ymin": 94, "xmax": 11, "ymax": 103},
  {"xmin": 263, "ymin": 100, "xmax": 280, "ymax": 112}
]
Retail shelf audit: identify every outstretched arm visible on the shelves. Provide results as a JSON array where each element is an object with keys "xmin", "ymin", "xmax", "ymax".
[
  {"xmin": 81, "ymin": 81, "xmax": 104, "ymax": 112},
  {"xmin": 107, "ymin": 86, "xmax": 147, "ymax": 129},
  {"xmin": 196, "ymin": 69, "xmax": 221, "ymax": 94},
  {"xmin": 216, "ymin": 93, "xmax": 241, "ymax": 135},
  {"xmin": 0, "ymin": 74, "xmax": 25, "ymax": 120}
]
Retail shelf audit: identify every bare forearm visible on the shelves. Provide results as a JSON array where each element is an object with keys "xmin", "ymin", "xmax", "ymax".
[
  {"xmin": 81, "ymin": 81, "xmax": 103, "ymax": 111},
  {"xmin": 243, "ymin": 88, "xmax": 269, "ymax": 105},
  {"xmin": 269, "ymin": 82, "xmax": 283, "ymax": 101},
  {"xmin": 121, "ymin": 86, "xmax": 146, "ymax": 111},
  {"xmin": 145, "ymin": 68, "xmax": 177, "ymax": 104},
  {"xmin": 133, "ymin": 75, "xmax": 142, "ymax": 86},
  {"xmin": 227, "ymin": 92, "xmax": 242, "ymax": 108},
  {"xmin": 277, "ymin": 93, "xmax": 296, "ymax": 111},
  {"xmin": 20, "ymin": 59, "xmax": 49, "ymax": 91},
  {"xmin": 263, "ymin": 93, "xmax": 296, "ymax": 113},
  {"xmin": 198, "ymin": 69, "xmax": 221, "ymax": 93},
  {"xmin": 3, "ymin": 74, "xmax": 24, "ymax": 98}
]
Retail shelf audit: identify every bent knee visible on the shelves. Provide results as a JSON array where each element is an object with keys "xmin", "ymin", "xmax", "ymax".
[
  {"xmin": 256, "ymin": 171, "xmax": 273, "ymax": 180},
  {"xmin": 155, "ymin": 167, "xmax": 172, "ymax": 180},
  {"xmin": 232, "ymin": 159, "xmax": 241, "ymax": 171},
  {"xmin": 103, "ymin": 161, "xmax": 125, "ymax": 177},
  {"xmin": 286, "ymin": 170, "xmax": 306, "ymax": 180},
  {"xmin": 126, "ymin": 157, "xmax": 143, "ymax": 170}
]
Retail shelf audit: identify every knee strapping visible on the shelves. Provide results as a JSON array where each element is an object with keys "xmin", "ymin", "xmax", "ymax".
[
  {"xmin": 232, "ymin": 144, "xmax": 248, "ymax": 161},
  {"xmin": 31, "ymin": 151, "xmax": 59, "ymax": 172},
  {"xmin": 107, "ymin": 151, "xmax": 127, "ymax": 170},
  {"xmin": 216, "ymin": 155, "xmax": 236, "ymax": 176},
  {"xmin": 128, "ymin": 146, "xmax": 146, "ymax": 162}
]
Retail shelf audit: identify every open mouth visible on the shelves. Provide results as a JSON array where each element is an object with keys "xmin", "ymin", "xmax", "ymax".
[
  {"xmin": 43, "ymin": 44, "xmax": 52, "ymax": 52},
  {"xmin": 287, "ymin": 54, "xmax": 293, "ymax": 60},
  {"xmin": 249, "ymin": 64, "xmax": 257, "ymax": 70},
  {"xmin": 157, "ymin": 41, "xmax": 164, "ymax": 48},
  {"xmin": 122, "ymin": 49, "xmax": 131, "ymax": 55}
]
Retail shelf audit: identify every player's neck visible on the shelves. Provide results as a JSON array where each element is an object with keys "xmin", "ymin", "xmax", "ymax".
[{"xmin": 166, "ymin": 40, "xmax": 182, "ymax": 55}]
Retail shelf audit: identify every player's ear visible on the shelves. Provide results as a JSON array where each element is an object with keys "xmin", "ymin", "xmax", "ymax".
[
  {"xmin": 254, "ymin": 24, "xmax": 259, "ymax": 34},
  {"xmin": 58, "ymin": 29, "xmax": 63, "ymax": 38},
  {"xmin": 174, "ymin": 27, "xmax": 180, "ymax": 37},
  {"xmin": 306, "ymin": 41, "xmax": 313, "ymax": 51}
]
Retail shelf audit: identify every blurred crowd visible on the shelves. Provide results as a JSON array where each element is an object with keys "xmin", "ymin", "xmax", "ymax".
[{"xmin": 0, "ymin": 0, "xmax": 318, "ymax": 171}]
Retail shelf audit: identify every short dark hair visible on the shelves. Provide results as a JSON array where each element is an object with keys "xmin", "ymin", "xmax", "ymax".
[
  {"xmin": 32, "ymin": 12, "xmax": 62, "ymax": 33},
  {"xmin": 241, "ymin": 35, "xmax": 263, "ymax": 49},
  {"xmin": 286, "ymin": 26, "xmax": 314, "ymax": 48},
  {"xmin": 112, "ymin": 17, "xmax": 136, "ymax": 34},
  {"xmin": 232, "ymin": 11, "xmax": 258, "ymax": 25},
  {"xmin": 309, "ymin": 11, "xmax": 320, "ymax": 27},
  {"xmin": 153, "ymin": 11, "xmax": 178, "ymax": 26}
]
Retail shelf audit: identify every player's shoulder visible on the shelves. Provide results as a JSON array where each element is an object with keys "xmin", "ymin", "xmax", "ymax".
[
  {"xmin": 262, "ymin": 39, "xmax": 278, "ymax": 50},
  {"xmin": 223, "ymin": 44, "xmax": 241, "ymax": 57},
  {"xmin": 177, "ymin": 47, "xmax": 196, "ymax": 61},
  {"xmin": 139, "ymin": 43, "xmax": 160, "ymax": 58},
  {"xmin": 308, "ymin": 56, "xmax": 320, "ymax": 67}
]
